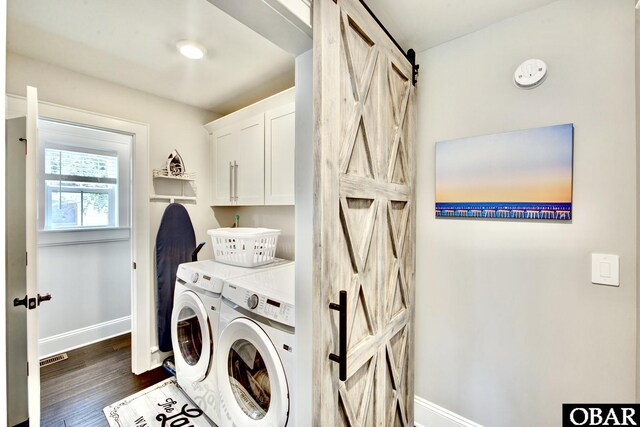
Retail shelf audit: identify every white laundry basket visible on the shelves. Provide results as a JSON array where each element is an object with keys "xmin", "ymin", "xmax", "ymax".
[{"xmin": 207, "ymin": 227, "xmax": 280, "ymax": 267}]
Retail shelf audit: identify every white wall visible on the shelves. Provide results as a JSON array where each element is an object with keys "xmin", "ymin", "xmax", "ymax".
[
  {"xmin": 293, "ymin": 49, "xmax": 313, "ymax": 426},
  {"xmin": 213, "ymin": 206, "xmax": 295, "ymax": 260},
  {"xmin": 415, "ymin": 1, "xmax": 636, "ymax": 426},
  {"xmin": 38, "ymin": 241, "xmax": 131, "ymax": 356},
  {"xmin": 7, "ymin": 52, "xmax": 220, "ymax": 355}
]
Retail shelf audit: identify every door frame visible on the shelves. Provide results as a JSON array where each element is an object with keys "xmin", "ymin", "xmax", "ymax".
[{"xmin": 5, "ymin": 95, "xmax": 153, "ymax": 376}]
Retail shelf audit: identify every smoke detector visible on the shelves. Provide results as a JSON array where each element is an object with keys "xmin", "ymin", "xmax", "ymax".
[{"xmin": 514, "ymin": 59, "xmax": 547, "ymax": 89}]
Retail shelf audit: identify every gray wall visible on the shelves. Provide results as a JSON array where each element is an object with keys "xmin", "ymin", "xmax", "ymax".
[
  {"xmin": 636, "ymin": 7, "xmax": 640, "ymax": 403},
  {"xmin": 415, "ymin": 1, "xmax": 637, "ymax": 425},
  {"xmin": 7, "ymin": 52, "xmax": 220, "ymax": 354}
]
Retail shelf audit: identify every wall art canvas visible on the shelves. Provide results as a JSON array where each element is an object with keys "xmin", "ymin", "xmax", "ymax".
[{"xmin": 435, "ymin": 123, "xmax": 574, "ymax": 220}]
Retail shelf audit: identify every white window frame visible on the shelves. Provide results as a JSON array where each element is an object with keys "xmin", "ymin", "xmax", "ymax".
[
  {"xmin": 43, "ymin": 143, "xmax": 119, "ymax": 229},
  {"xmin": 43, "ymin": 183, "xmax": 117, "ymax": 229},
  {"xmin": 37, "ymin": 119, "xmax": 132, "ymax": 242}
]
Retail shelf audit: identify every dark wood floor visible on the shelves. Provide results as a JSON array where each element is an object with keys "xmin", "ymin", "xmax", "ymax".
[{"xmin": 41, "ymin": 333, "xmax": 170, "ymax": 427}]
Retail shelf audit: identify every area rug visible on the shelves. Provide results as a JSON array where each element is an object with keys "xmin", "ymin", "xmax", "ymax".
[{"xmin": 103, "ymin": 377, "xmax": 212, "ymax": 426}]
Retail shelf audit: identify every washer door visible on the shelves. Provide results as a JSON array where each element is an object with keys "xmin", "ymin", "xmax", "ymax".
[
  {"xmin": 217, "ymin": 318, "xmax": 289, "ymax": 426},
  {"xmin": 171, "ymin": 290, "xmax": 212, "ymax": 382}
]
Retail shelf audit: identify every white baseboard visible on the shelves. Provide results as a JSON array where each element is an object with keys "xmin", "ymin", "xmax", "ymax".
[
  {"xmin": 414, "ymin": 396, "xmax": 484, "ymax": 427},
  {"xmin": 39, "ymin": 315, "xmax": 131, "ymax": 358}
]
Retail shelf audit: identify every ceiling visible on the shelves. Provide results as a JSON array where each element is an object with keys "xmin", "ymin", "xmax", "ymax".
[
  {"xmin": 7, "ymin": 0, "xmax": 295, "ymax": 115},
  {"xmin": 7, "ymin": 0, "xmax": 559, "ymax": 114},
  {"xmin": 365, "ymin": 0, "xmax": 559, "ymax": 52}
]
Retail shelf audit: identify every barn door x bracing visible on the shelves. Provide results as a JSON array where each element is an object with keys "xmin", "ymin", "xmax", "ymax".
[{"xmin": 313, "ymin": 0, "xmax": 417, "ymax": 425}]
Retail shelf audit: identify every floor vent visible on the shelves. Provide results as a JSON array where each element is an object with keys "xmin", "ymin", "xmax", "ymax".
[{"xmin": 40, "ymin": 353, "xmax": 68, "ymax": 368}]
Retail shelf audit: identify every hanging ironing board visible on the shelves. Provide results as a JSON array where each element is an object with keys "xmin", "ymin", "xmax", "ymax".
[{"xmin": 155, "ymin": 203, "xmax": 196, "ymax": 352}]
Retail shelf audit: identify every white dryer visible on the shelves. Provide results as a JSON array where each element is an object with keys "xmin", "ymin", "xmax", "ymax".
[
  {"xmin": 171, "ymin": 258, "xmax": 291, "ymax": 426},
  {"xmin": 216, "ymin": 262, "xmax": 295, "ymax": 427}
]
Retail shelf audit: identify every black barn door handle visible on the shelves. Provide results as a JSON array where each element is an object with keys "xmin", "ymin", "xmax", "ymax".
[{"xmin": 329, "ymin": 290, "xmax": 347, "ymax": 381}]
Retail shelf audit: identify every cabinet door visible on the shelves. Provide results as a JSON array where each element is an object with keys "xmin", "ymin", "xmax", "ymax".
[
  {"xmin": 265, "ymin": 103, "xmax": 295, "ymax": 205},
  {"xmin": 211, "ymin": 128, "xmax": 235, "ymax": 205},
  {"xmin": 234, "ymin": 115, "xmax": 265, "ymax": 205}
]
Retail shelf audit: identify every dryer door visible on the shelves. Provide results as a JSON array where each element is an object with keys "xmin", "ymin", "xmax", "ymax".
[
  {"xmin": 217, "ymin": 318, "xmax": 289, "ymax": 426},
  {"xmin": 171, "ymin": 290, "xmax": 212, "ymax": 382}
]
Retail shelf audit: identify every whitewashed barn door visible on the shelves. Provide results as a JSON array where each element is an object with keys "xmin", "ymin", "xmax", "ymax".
[{"xmin": 313, "ymin": 0, "xmax": 416, "ymax": 425}]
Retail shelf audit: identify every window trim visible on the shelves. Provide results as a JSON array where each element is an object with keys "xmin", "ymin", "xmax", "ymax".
[{"xmin": 37, "ymin": 119, "xmax": 132, "ymax": 235}]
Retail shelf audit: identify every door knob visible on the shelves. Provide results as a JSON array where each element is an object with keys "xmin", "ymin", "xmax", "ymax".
[
  {"xmin": 13, "ymin": 294, "xmax": 37, "ymax": 310},
  {"xmin": 37, "ymin": 293, "xmax": 52, "ymax": 306},
  {"xmin": 13, "ymin": 295, "xmax": 28, "ymax": 308}
]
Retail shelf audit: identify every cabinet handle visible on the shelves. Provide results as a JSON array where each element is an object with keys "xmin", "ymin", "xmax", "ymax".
[
  {"xmin": 329, "ymin": 290, "xmax": 347, "ymax": 381},
  {"xmin": 233, "ymin": 161, "xmax": 238, "ymax": 202},
  {"xmin": 229, "ymin": 161, "xmax": 233, "ymax": 203}
]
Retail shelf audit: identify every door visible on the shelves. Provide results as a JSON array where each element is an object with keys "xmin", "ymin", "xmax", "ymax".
[
  {"xmin": 233, "ymin": 115, "xmax": 265, "ymax": 205},
  {"xmin": 216, "ymin": 317, "xmax": 289, "ymax": 426},
  {"xmin": 212, "ymin": 127, "xmax": 235, "ymax": 205},
  {"xmin": 265, "ymin": 103, "xmax": 295, "ymax": 205},
  {"xmin": 6, "ymin": 87, "xmax": 47, "ymax": 426},
  {"xmin": 6, "ymin": 117, "xmax": 28, "ymax": 426},
  {"xmin": 211, "ymin": 114, "xmax": 265, "ymax": 206},
  {"xmin": 313, "ymin": 1, "xmax": 416, "ymax": 426}
]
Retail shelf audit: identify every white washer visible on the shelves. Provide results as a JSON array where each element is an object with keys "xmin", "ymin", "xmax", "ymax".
[
  {"xmin": 216, "ymin": 262, "xmax": 295, "ymax": 427},
  {"xmin": 171, "ymin": 258, "xmax": 291, "ymax": 426}
]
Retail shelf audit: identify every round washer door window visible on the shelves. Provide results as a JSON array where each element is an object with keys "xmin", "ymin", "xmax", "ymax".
[
  {"xmin": 217, "ymin": 318, "xmax": 288, "ymax": 426},
  {"xmin": 228, "ymin": 338, "xmax": 271, "ymax": 419},
  {"xmin": 171, "ymin": 290, "xmax": 212, "ymax": 382},
  {"xmin": 177, "ymin": 306, "xmax": 202, "ymax": 366}
]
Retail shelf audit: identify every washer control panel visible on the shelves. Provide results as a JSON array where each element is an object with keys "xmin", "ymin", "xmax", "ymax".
[
  {"xmin": 225, "ymin": 284, "xmax": 294, "ymax": 327},
  {"xmin": 177, "ymin": 265, "xmax": 218, "ymax": 293}
]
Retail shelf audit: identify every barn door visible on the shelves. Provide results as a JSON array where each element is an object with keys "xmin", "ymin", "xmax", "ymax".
[{"xmin": 313, "ymin": 0, "xmax": 416, "ymax": 425}]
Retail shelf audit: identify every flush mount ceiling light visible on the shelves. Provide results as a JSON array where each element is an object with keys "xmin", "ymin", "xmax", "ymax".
[{"xmin": 176, "ymin": 40, "xmax": 206, "ymax": 60}]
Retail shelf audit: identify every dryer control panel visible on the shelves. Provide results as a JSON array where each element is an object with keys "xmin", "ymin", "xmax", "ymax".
[{"xmin": 225, "ymin": 284, "xmax": 294, "ymax": 327}]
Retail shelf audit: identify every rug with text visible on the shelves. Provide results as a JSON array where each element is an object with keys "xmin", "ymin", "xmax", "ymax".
[{"xmin": 103, "ymin": 377, "xmax": 213, "ymax": 427}]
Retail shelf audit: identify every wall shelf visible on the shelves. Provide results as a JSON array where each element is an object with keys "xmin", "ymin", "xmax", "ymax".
[
  {"xmin": 152, "ymin": 175, "xmax": 195, "ymax": 182},
  {"xmin": 150, "ymin": 194, "xmax": 197, "ymax": 203},
  {"xmin": 151, "ymin": 175, "xmax": 197, "ymax": 203}
]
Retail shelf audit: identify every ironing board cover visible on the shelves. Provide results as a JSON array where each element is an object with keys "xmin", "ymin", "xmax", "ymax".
[{"xmin": 155, "ymin": 203, "xmax": 196, "ymax": 352}]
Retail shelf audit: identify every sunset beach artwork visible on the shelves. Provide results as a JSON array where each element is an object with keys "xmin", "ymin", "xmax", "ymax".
[{"xmin": 435, "ymin": 124, "xmax": 574, "ymax": 220}]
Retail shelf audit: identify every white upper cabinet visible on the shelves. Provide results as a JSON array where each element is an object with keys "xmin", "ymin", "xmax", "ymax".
[
  {"xmin": 206, "ymin": 88, "xmax": 295, "ymax": 206},
  {"xmin": 265, "ymin": 103, "xmax": 295, "ymax": 205},
  {"xmin": 211, "ymin": 115, "xmax": 265, "ymax": 205}
]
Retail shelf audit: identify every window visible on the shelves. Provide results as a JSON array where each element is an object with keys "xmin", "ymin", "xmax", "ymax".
[
  {"xmin": 44, "ymin": 147, "xmax": 118, "ymax": 228},
  {"xmin": 38, "ymin": 119, "xmax": 132, "ymax": 233}
]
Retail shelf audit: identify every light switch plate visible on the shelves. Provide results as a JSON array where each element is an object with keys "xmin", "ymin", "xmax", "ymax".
[{"xmin": 591, "ymin": 253, "xmax": 619, "ymax": 287}]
